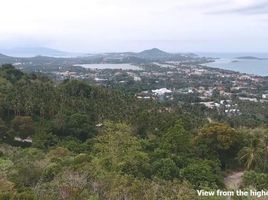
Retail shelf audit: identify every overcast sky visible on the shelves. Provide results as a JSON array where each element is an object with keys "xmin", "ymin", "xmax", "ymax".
[{"xmin": 0, "ymin": 0, "xmax": 268, "ymax": 53}]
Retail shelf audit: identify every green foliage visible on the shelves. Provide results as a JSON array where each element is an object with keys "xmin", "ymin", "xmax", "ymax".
[
  {"xmin": 151, "ymin": 158, "xmax": 179, "ymax": 180},
  {"xmin": 0, "ymin": 158, "xmax": 13, "ymax": 171},
  {"xmin": 0, "ymin": 118, "xmax": 8, "ymax": 140},
  {"xmin": 160, "ymin": 120, "xmax": 190, "ymax": 154},
  {"xmin": 68, "ymin": 113, "xmax": 95, "ymax": 140},
  {"xmin": 181, "ymin": 160, "xmax": 223, "ymax": 189},
  {"xmin": 238, "ymin": 141, "xmax": 262, "ymax": 171},
  {"xmin": 92, "ymin": 174, "xmax": 199, "ymax": 200},
  {"xmin": 0, "ymin": 64, "xmax": 24, "ymax": 84},
  {"xmin": 92, "ymin": 122, "xmax": 150, "ymax": 178},
  {"xmin": 42, "ymin": 163, "xmax": 61, "ymax": 182},
  {"xmin": 238, "ymin": 128, "xmax": 268, "ymax": 172},
  {"xmin": 46, "ymin": 147, "xmax": 71, "ymax": 159},
  {"xmin": 9, "ymin": 161, "xmax": 42, "ymax": 189},
  {"xmin": 195, "ymin": 123, "xmax": 236, "ymax": 152},
  {"xmin": 32, "ymin": 132, "xmax": 58, "ymax": 149},
  {"xmin": 51, "ymin": 107, "xmax": 95, "ymax": 142},
  {"xmin": 0, "ymin": 77, "xmax": 12, "ymax": 118},
  {"xmin": 11, "ymin": 116, "xmax": 35, "ymax": 139},
  {"xmin": 1, "ymin": 66, "xmax": 268, "ymax": 199},
  {"xmin": 242, "ymin": 171, "xmax": 268, "ymax": 190},
  {"xmin": 194, "ymin": 123, "xmax": 239, "ymax": 168}
]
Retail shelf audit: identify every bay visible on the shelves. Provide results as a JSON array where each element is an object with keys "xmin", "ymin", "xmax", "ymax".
[{"xmin": 198, "ymin": 53, "xmax": 268, "ymax": 76}]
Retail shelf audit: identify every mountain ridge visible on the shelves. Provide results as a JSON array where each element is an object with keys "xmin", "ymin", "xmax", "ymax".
[
  {"xmin": 0, "ymin": 47, "xmax": 83, "ymax": 58},
  {"xmin": 0, "ymin": 47, "xmax": 199, "ymax": 64}
]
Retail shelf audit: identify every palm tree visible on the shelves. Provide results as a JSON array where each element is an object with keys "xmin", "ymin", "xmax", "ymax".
[
  {"xmin": 238, "ymin": 138, "xmax": 262, "ymax": 170},
  {"xmin": 259, "ymin": 133, "xmax": 268, "ymax": 172}
]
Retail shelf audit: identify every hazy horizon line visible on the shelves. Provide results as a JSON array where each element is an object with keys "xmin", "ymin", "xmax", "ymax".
[{"xmin": 1, "ymin": 46, "xmax": 268, "ymax": 55}]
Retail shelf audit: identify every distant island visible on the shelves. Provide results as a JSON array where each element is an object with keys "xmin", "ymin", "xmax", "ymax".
[
  {"xmin": 231, "ymin": 60, "xmax": 240, "ymax": 63},
  {"xmin": 235, "ymin": 56, "xmax": 267, "ymax": 60}
]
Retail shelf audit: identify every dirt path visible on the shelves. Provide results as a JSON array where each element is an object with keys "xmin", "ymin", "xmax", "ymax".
[{"xmin": 224, "ymin": 171, "xmax": 244, "ymax": 190}]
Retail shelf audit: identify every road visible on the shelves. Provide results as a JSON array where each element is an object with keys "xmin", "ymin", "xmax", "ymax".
[{"xmin": 224, "ymin": 171, "xmax": 244, "ymax": 190}]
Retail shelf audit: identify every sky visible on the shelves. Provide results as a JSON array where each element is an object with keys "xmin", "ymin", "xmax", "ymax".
[{"xmin": 0, "ymin": 0, "xmax": 268, "ymax": 53}]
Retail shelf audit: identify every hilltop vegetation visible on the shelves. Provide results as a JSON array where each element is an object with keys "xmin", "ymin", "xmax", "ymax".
[{"xmin": 1, "ymin": 64, "xmax": 268, "ymax": 199}]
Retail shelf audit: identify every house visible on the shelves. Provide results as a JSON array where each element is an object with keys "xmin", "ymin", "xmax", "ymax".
[
  {"xmin": 262, "ymin": 94, "xmax": 268, "ymax": 99},
  {"xmin": 152, "ymin": 88, "xmax": 172, "ymax": 96},
  {"xmin": 239, "ymin": 97, "xmax": 258, "ymax": 102}
]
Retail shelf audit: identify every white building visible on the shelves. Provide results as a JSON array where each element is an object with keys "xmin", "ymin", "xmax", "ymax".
[
  {"xmin": 262, "ymin": 94, "xmax": 268, "ymax": 99},
  {"xmin": 152, "ymin": 88, "xmax": 172, "ymax": 96}
]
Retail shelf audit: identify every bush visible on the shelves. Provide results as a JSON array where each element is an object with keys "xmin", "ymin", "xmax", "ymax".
[
  {"xmin": 181, "ymin": 160, "xmax": 223, "ymax": 189},
  {"xmin": 242, "ymin": 171, "xmax": 268, "ymax": 190},
  {"xmin": 151, "ymin": 158, "xmax": 179, "ymax": 180}
]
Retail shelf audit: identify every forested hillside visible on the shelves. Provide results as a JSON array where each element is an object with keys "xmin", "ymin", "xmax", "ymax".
[{"xmin": 1, "ymin": 65, "xmax": 268, "ymax": 199}]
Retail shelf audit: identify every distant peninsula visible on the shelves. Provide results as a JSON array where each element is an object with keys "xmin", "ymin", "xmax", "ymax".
[{"xmin": 235, "ymin": 56, "xmax": 267, "ymax": 60}]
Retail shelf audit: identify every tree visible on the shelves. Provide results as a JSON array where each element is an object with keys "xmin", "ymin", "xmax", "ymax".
[
  {"xmin": 181, "ymin": 160, "xmax": 223, "ymax": 189},
  {"xmin": 260, "ymin": 133, "xmax": 268, "ymax": 172},
  {"xmin": 151, "ymin": 158, "xmax": 179, "ymax": 180},
  {"xmin": 92, "ymin": 121, "xmax": 150, "ymax": 178},
  {"xmin": 237, "ymin": 128, "xmax": 268, "ymax": 171},
  {"xmin": 0, "ymin": 118, "xmax": 8, "ymax": 140},
  {"xmin": 194, "ymin": 123, "xmax": 238, "ymax": 168},
  {"xmin": 52, "ymin": 112, "xmax": 95, "ymax": 141},
  {"xmin": 238, "ymin": 142, "xmax": 262, "ymax": 170},
  {"xmin": 196, "ymin": 123, "xmax": 236, "ymax": 152},
  {"xmin": 35, "ymin": 170, "xmax": 91, "ymax": 200},
  {"xmin": 32, "ymin": 132, "xmax": 58, "ymax": 149},
  {"xmin": 160, "ymin": 120, "xmax": 190, "ymax": 154},
  {"xmin": 9, "ymin": 160, "xmax": 42, "ymax": 189},
  {"xmin": 0, "ymin": 64, "xmax": 24, "ymax": 84},
  {"xmin": 60, "ymin": 80, "xmax": 92, "ymax": 98},
  {"xmin": 0, "ymin": 76, "xmax": 13, "ymax": 118},
  {"xmin": 11, "ymin": 116, "xmax": 35, "ymax": 139},
  {"xmin": 68, "ymin": 113, "xmax": 95, "ymax": 141},
  {"xmin": 238, "ymin": 132, "xmax": 263, "ymax": 171}
]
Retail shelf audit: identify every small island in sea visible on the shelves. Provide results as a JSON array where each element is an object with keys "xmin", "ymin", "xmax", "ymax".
[{"xmin": 235, "ymin": 56, "xmax": 264, "ymax": 60}]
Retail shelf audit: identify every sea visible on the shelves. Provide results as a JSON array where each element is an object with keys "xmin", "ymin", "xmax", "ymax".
[{"xmin": 197, "ymin": 53, "xmax": 268, "ymax": 76}]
